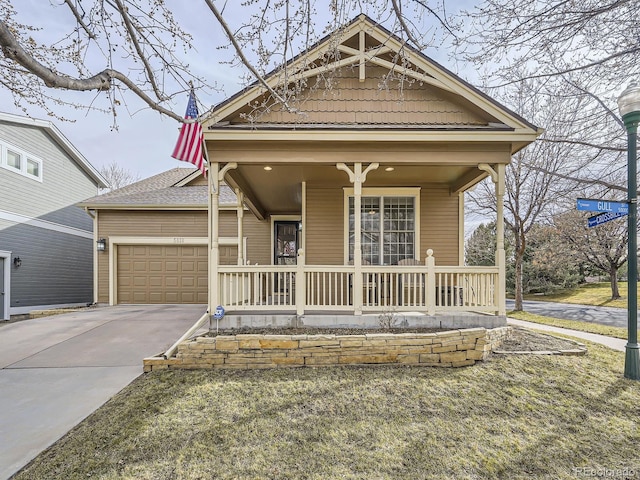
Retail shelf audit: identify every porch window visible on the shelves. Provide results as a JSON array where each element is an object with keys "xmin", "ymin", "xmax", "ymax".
[{"xmin": 348, "ymin": 195, "xmax": 416, "ymax": 265}]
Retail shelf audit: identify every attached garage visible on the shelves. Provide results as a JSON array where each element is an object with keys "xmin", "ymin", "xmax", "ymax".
[
  {"xmin": 117, "ymin": 245, "xmax": 208, "ymax": 304},
  {"xmin": 78, "ymin": 168, "xmax": 271, "ymax": 306}
]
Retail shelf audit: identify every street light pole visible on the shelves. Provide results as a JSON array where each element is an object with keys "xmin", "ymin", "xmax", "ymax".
[{"xmin": 618, "ymin": 82, "xmax": 640, "ymax": 381}]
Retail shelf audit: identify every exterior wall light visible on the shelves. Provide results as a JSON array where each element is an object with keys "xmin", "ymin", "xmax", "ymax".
[
  {"xmin": 96, "ymin": 238, "xmax": 107, "ymax": 251},
  {"xmin": 13, "ymin": 256, "xmax": 21, "ymax": 267},
  {"xmin": 618, "ymin": 81, "xmax": 640, "ymax": 381}
]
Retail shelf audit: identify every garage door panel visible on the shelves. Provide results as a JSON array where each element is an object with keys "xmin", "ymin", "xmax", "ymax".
[
  {"xmin": 132, "ymin": 246, "xmax": 147, "ymax": 256},
  {"xmin": 117, "ymin": 244, "xmax": 209, "ymax": 304},
  {"xmin": 149, "ymin": 261, "xmax": 163, "ymax": 272},
  {"xmin": 132, "ymin": 261, "xmax": 147, "ymax": 272},
  {"xmin": 181, "ymin": 261, "xmax": 195, "ymax": 272}
]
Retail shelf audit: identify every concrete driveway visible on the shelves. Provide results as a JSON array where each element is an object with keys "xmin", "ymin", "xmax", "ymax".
[{"xmin": 0, "ymin": 304, "xmax": 207, "ymax": 480}]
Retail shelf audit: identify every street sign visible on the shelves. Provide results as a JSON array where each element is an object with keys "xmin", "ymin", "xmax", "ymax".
[
  {"xmin": 588, "ymin": 211, "xmax": 627, "ymax": 228},
  {"xmin": 577, "ymin": 198, "xmax": 629, "ymax": 214}
]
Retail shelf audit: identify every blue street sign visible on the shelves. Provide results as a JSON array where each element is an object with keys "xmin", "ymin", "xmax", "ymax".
[
  {"xmin": 577, "ymin": 198, "xmax": 629, "ymax": 214},
  {"xmin": 588, "ymin": 211, "xmax": 627, "ymax": 228}
]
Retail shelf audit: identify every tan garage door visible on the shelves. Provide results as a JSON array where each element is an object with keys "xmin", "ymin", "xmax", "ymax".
[{"xmin": 117, "ymin": 245, "xmax": 209, "ymax": 304}]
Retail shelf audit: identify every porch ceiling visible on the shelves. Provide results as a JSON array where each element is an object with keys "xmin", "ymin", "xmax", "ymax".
[{"xmin": 224, "ymin": 163, "xmax": 487, "ymax": 217}]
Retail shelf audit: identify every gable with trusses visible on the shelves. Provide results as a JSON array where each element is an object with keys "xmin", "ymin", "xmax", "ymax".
[{"xmin": 205, "ymin": 14, "xmax": 538, "ymax": 139}]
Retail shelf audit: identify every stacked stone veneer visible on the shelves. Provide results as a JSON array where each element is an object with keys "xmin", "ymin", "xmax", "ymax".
[{"xmin": 144, "ymin": 327, "xmax": 512, "ymax": 372}]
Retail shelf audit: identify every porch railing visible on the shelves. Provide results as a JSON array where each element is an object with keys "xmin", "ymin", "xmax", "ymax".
[{"xmin": 218, "ymin": 250, "xmax": 500, "ymax": 314}]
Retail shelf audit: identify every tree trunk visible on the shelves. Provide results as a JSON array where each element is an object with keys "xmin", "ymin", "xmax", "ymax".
[
  {"xmin": 610, "ymin": 266, "xmax": 620, "ymax": 300},
  {"xmin": 514, "ymin": 249, "xmax": 524, "ymax": 311}
]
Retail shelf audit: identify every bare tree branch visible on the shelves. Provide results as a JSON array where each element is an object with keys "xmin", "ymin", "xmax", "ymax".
[
  {"xmin": 112, "ymin": 0, "xmax": 165, "ymax": 101},
  {"xmin": 0, "ymin": 18, "xmax": 184, "ymax": 121},
  {"xmin": 202, "ymin": 0, "xmax": 295, "ymax": 113},
  {"xmin": 63, "ymin": 0, "xmax": 96, "ymax": 39}
]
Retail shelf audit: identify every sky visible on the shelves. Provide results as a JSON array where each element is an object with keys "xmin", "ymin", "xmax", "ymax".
[{"xmin": 0, "ymin": 1, "xmax": 476, "ymax": 182}]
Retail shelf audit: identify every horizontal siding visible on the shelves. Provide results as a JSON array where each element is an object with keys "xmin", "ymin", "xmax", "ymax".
[
  {"xmin": 0, "ymin": 121, "xmax": 99, "ymax": 220},
  {"xmin": 305, "ymin": 185, "xmax": 459, "ymax": 266},
  {"xmin": 420, "ymin": 186, "xmax": 459, "ymax": 265},
  {"xmin": 0, "ymin": 220, "xmax": 92, "ymax": 307},
  {"xmin": 96, "ymin": 209, "xmax": 270, "ymax": 302},
  {"xmin": 39, "ymin": 205, "xmax": 93, "ymax": 231},
  {"xmin": 306, "ymin": 187, "xmax": 344, "ymax": 265},
  {"xmin": 98, "ymin": 210, "xmax": 209, "ymax": 238},
  {"xmin": 244, "ymin": 217, "xmax": 271, "ymax": 265}
]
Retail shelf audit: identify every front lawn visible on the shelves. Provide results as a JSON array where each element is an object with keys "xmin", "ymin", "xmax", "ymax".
[
  {"xmin": 523, "ymin": 282, "xmax": 630, "ymax": 309},
  {"xmin": 15, "ymin": 344, "xmax": 640, "ymax": 479},
  {"xmin": 508, "ymin": 310, "xmax": 629, "ymax": 340}
]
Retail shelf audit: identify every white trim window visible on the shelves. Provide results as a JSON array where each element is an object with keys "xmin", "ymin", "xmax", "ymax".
[
  {"xmin": 345, "ymin": 188, "xmax": 420, "ymax": 265},
  {"xmin": 1, "ymin": 140, "xmax": 43, "ymax": 182}
]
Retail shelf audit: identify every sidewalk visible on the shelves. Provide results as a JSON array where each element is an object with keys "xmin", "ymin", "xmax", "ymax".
[{"xmin": 507, "ymin": 317, "xmax": 626, "ymax": 352}]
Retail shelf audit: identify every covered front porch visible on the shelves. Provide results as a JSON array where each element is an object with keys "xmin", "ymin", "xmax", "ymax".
[{"xmin": 207, "ymin": 159, "xmax": 508, "ymax": 322}]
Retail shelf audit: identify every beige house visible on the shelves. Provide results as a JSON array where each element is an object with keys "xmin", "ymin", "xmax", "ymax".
[{"xmin": 81, "ymin": 15, "xmax": 540, "ymax": 327}]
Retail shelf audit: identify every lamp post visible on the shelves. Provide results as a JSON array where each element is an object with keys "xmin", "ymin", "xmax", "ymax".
[{"xmin": 618, "ymin": 82, "xmax": 640, "ymax": 381}]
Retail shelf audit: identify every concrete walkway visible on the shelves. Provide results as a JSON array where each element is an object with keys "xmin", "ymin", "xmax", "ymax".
[
  {"xmin": 507, "ymin": 318, "xmax": 626, "ymax": 352},
  {"xmin": 0, "ymin": 304, "xmax": 207, "ymax": 480}
]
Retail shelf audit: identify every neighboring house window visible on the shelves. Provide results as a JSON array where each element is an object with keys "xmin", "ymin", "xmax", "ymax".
[
  {"xmin": 7, "ymin": 149, "xmax": 21, "ymax": 170},
  {"xmin": 1, "ymin": 141, "xmax": 43, "ymax": 181},
  {"xmin": 345, "ymin": 188, "xmax": 420, "ymax": 265}
]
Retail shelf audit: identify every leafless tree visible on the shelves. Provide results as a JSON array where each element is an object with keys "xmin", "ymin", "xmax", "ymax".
[
  {"xmin": 468, "ymin": 80, "xmax": 589, "ymax": 310},
  {"xmin": 458, "ymin": 0, "xmax": 639, "ymax": 90},
  {"xmin": 98, "ymin": 161, "xmax": 140, "ymax": 192},
  {"xmin": 553, "ymin": 209, "xmax": 628, "ymax": 299},
  {"xmin": 0, "ymin": 1, "xmax": 456, "ymax": 125},
  {"xmin": 457, "ymin": 0, "xmax": 633, "ymax": 182}
]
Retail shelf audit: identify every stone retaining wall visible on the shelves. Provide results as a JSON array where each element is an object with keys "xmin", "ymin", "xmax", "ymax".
[{"xmin": 144, "ymin": 327, "xmax": 512, "ymax": 372}]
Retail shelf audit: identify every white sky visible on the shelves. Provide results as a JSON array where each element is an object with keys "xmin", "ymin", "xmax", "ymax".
[{"xmin": 0, "ymin": 1, "xmax": 478, "ymax": 180}]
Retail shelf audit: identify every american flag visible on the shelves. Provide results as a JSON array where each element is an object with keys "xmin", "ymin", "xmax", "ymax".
[{"xmin": 171, "ymin": 91, "xmax": 206, "ymax": 176}]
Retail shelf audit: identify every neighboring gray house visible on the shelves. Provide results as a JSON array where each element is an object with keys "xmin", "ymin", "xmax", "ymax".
[{"xmin": 0, "ymin": 112, "xmax": 108, "ymax": 319}]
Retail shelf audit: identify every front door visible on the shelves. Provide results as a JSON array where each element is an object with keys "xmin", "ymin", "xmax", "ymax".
[
  {"xmin": 273, "ymin": 221, "xmax": 299, "ymax": 296},
  {"xmin": 274, "ymin": 221, "xmax": 299, "ymax": 266}
]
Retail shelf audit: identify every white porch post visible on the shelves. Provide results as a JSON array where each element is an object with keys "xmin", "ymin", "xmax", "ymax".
[
  {"xmin": 336, "ymin": 162, "xmax": 378, "ymax": 315},
  {"xmin": 426, "ymin": 249, "xmax": 436, "ymax": 316},
  {"xmin": 479, "ymin": 163, "xmax": 507, "ymax": 316},
  {"xmin": 236, "ymin": 188, "xmax": 244, "ymax": 265},
  {"xmin": 353, "ymin": 163, "xmax": 364, "ymax": 315},
  {"xmin": 209, "ymin": 162, "xmax": 220, "ymax": 314},
  {"xmin": 496, "ymin": 164, "xmax": 506, "ymax": 316},
  {"xmin": 296, "ymin": 249, "xmax": 305, "ymax": 316}
]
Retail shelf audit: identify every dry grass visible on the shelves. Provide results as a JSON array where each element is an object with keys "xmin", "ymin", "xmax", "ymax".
[
  {"xmin": 508, "ymin": 311, "xmax": 629, "ymax": 340},
  {"xmin": 524, "ymin": 282, "xmax": 631, "ymax": 309},
  {"xmin": 15, "ymin": 344, "xmax": 640, "ymax": 480}
]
